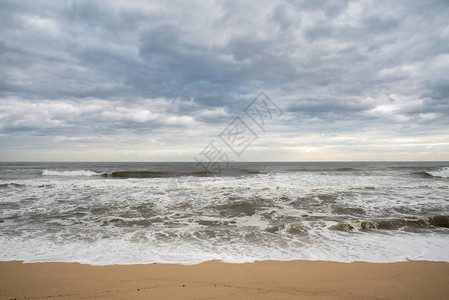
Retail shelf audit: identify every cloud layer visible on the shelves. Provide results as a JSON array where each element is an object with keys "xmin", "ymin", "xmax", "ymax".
[{"xmin": 1, "ymin": 0, "xmax": 448, "ymax": 161}]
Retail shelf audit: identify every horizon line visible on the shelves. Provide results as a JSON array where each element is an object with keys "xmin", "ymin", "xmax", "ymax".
[{"xmin": 1, "ymin": 160, "xmax": 448, "ymax": 163}]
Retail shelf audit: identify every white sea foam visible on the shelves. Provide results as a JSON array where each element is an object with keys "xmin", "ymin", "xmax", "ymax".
[
  {"xmin": 42, "ymin": 170, "xmax": 102, "ymax": 177},
  {"xmin": 0, "ymin": 230, "xmax": 448, "ymax": 265},
  {"xmin": 428, "ymin": 167, "xmax": 449, "ymax": 178}
]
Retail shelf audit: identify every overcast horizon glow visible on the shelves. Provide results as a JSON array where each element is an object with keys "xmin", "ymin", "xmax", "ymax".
[{"xmin": 0, "ymin": 0, "xmax": 448, "ymax": 162}]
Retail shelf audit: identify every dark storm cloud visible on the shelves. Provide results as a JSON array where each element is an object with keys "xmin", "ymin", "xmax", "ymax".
[{"xmin": 0, "ymin": 0, "xmax": 448, "ymax": 160}]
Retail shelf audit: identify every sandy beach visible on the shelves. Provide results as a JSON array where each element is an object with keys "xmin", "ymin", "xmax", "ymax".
[{"xmin": 1, "ymin": 260, "xmax": 449, "ymax": 299}]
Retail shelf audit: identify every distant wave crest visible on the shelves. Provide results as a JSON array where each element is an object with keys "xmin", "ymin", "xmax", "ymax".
[{"xmin": 42, "ymin": 170, "xmax": 103, "ymax": 177}]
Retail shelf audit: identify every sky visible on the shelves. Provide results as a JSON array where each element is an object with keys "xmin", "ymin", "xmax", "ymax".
[{"xmin": 0, "ymin": 0, "xmax": 448, "ymax": 162}]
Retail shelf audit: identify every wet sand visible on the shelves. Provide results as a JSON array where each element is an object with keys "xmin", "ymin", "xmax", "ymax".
[{"xmin": 1, "ymin": 260, "xmax": 449, "ymax": 299}]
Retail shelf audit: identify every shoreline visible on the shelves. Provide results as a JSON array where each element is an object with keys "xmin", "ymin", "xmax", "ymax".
[{"xmin": 1, "ymin": 260, "xmax": 449, "ymax": 299}]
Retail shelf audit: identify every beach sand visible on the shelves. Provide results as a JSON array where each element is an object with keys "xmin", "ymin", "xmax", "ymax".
[{"xmin": 1, "ymin": 260, "xmax": 449, "ymax": 299}]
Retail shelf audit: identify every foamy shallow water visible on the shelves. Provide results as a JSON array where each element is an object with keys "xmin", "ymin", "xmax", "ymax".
[{"xmin": 1, "ymin": 162, "xmax": 448, "ymax": 265}]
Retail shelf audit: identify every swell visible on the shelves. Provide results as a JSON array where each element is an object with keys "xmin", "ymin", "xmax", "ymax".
[
  {"xmin": 287, "ymin": 167, "xmax": 361, "ymax": 172},
  {"xmin": 0, "ymin": 183, "xmax": 26, "ymax": 189},
  {"xmin": 329, "ymin": 215, "xmax": 449, "ymax": 232},
  {"xmin": 107, "ymin": 171, "xmax": 184, "ymax": 178},
  {"xmin": 107, "ymin": 168, "xmax": 264, "ymax": 178},
  {"xmin": 411, "ymin": 171, "xmax": 435, "ymax": 178},
  {"xmin": 41, "ymin": 168, "xmax": 264, "ymax": 178}
]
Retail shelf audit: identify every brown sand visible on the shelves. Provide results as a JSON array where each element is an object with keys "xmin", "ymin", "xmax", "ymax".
[{"xmin": 1, "ymin": 260, "xmax": 449, "ymax": 299}]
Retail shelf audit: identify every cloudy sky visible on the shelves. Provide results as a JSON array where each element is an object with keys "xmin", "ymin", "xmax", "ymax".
[{"xmin": 0, "ymin": 0, "xmax": 448, "ymax": 161}]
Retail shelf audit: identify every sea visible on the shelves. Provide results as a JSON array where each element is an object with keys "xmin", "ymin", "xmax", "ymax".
[{"xmin": 0, "ymin": 161, "xmax": 448, "ymax": 265}]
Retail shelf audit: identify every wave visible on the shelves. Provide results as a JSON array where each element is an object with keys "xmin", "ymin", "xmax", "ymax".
[
  {"xmin": 42, "ymin": 170, "xmax": 103, "ymax": 177},
  {"xmin": 41, "ymin": 168, "xmax": 264, "ymax": 179},
  {"xmin": 286, "ymin": 167, "xmax": 361, "ymax": 173},
  {"xmin": 41, "ymin": 169, "xmax": 199, "ymax": 178},
  {"xmin": 335, "ymin": 167, "xmax": 360, "ymax": 172},
  {"xmin": 101, "ymin": 216, "xmax": 153, "ymax": 226},
  {"xmin": 411, "ymin": 168, "xmax": 449, "ymax": 178},
  {"xmin": 106, "ymin": 170, "xmax": 214, "ymax": 178},
  {"xmin": 411, "ymin": 171, "xmax": 435, "ymax": 178},
  {"xmin": 108, "ymin": 171, "xmax": 177, "ymax": 178},
  {"xmin": 0, "ymin": 183, "xmax": 26, "ymax": 188},
  {"xmin": 427, "ymin": 167, "xmax": 449, "ymax": 178},
  {"xmin": 329, "ymin": 215, "xmax": 449, "ymax": 232},
  {"xmin": 236, "ymin": 168, "xmax": 265, "ymax": 174}
]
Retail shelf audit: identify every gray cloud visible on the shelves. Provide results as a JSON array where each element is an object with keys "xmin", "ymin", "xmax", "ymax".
[{"xmin": 0, "ymin": 0, "xmax": 448, "ymax": 160}]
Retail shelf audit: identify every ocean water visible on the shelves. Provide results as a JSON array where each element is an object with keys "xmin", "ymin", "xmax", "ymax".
[{"xmin": 0, "ymin": 162, "xmax": 448, "ymax": 265}]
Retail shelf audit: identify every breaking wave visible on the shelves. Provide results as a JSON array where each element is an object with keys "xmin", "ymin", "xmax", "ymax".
[
  {"xmin": 427, "ymin": 167, "xmax": 449, "ymax": 178},
  {"xmin": 42, "ymin": 168, "xmax": 264, "ymax": 178}
]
